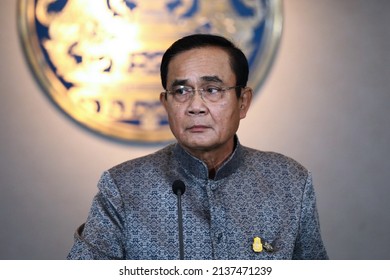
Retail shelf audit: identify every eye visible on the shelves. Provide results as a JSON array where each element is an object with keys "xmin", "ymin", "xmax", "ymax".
[
  {"xmin": 205, "ymin": 86, "xmax": 222, "ymax": 95},
  {"xmin": 173, "ymin": 86, "xmax": 191, "ymax": 95}
]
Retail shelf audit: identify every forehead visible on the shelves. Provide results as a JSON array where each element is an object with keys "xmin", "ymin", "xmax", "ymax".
[{"xmin": 167, "ymin": 47, "xmax": 235, "ymax": 84}]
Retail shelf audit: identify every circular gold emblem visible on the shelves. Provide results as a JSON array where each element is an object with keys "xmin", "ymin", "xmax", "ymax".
[{"xmin": 18, "ymin": 0, "xmax": 282, "ymax": 143}]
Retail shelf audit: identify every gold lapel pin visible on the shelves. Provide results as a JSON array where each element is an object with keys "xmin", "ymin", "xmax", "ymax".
[
  {"xmin": 252, "ymin": 237, "xmax": 263, "ymax": 252},
  {"xmin": 252, "ymin": 236, "xmax": 274, "ymax": 253}
]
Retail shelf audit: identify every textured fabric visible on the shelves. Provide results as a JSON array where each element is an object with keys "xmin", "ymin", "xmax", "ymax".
[{"xmin": 67, "ymin": 139, "xmax": 328, "ymax": 260}]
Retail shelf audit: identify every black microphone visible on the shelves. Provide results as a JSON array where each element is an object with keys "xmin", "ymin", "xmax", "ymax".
[{"xmin": 172, "ymin": 180, "xmax": 186, "ymax": 260}]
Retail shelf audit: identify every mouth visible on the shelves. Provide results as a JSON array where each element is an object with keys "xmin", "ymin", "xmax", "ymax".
[{"xmin": 187, "ymin": 125, "xmax": 210, "ymax": 133}]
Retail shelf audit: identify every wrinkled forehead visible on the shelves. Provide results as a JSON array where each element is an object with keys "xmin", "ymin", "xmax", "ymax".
[
  {"xmin": 170, "ymin": 46, "xmax": 232, "ymax": 65},
  {"xmin": 167, "ymin": 47, "xmax": 235, "ymax": 84}
]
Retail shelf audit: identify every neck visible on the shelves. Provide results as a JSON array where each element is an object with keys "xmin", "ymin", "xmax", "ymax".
[
  {"xmin": 184, "ymin": 139, "xmax": 236, "ymax": 179},
  {"xmin": 204, "ymin": 153, "xmax": 231, "ymax": 179}
]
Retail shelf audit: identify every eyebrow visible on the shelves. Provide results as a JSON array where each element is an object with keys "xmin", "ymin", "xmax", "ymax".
[
  {"xmin": 171, "ymin": 79, "xmax": 188, "ymax": 87},
  {"xmin": 170, "ymin": 76, "xmax": 223, "ymax": 88},
  {"xmin": 201, "ymin": 75, "xmax": 223, "ymax": 83}
]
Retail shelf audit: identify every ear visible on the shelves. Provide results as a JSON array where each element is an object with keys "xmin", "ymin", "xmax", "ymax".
[
  {"xmin": 239, "ymin": 87, "xmax": 253, "ymax": 119},
  {"xmin": 160, "ymin": 92, "xmax": 168, "ymax": 111}
]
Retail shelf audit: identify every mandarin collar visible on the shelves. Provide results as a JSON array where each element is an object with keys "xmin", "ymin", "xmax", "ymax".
[{"xmin": 173, "ymin": 136, "xmax": 243, "ymax": 181}]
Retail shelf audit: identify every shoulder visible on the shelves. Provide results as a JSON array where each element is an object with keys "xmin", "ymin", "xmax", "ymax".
[
  {"xmin": 106, "ymin": 144, "xmax": 175, "ymax": 179},
  {"xmin": 241, "ymin": 146, "xmax": 306, "ymax": 167},
  {"xmin": 240, "ymin": 145, "xmax": 309, "ymax": 177}
]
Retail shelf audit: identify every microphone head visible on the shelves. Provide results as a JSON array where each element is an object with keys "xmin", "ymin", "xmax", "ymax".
[{"xmin": 172, "ymin": 180, "xmax": 186, "ymax": 196}]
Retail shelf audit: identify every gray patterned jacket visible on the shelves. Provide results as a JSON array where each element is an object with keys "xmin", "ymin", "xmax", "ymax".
[{"xmin": 67, "ymin": 138, "xmax": 328, "ymax": 259}]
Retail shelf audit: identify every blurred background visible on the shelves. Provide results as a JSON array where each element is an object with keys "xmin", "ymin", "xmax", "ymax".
[{"xmin": 1, "ymin": 0, "xmax": 389, "ymax": 259}]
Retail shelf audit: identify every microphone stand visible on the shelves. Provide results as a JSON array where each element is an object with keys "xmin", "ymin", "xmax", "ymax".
[
  {"xmin": 172, "ymin": 180, "xmax": 186, "ymax": 260},
  {"xmin": 176, "ymin": 189, "xmax": 184, "ymax": 260}
]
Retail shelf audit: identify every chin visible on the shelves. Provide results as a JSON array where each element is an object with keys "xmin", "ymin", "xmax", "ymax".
[{"xmin": 181, "ymin": 139, "xmax": 215, "ymax": 151}]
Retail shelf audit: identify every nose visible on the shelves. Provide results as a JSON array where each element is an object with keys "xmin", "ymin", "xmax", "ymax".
[{"xmin": 187, "ymin": 90, "xmax": 208, "ymax": 116}]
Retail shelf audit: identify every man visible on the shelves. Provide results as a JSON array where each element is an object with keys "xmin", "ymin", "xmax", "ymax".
[{"xmin": 68, "ymin": 34, "xmax": 328, "ymax": 260}]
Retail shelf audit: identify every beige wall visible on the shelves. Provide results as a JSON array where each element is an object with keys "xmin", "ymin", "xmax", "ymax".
[{"xmin": 1, "ymin": 0, "xmax": 389, "ymax": 259}]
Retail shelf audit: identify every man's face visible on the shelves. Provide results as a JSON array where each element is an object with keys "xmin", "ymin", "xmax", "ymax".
[{"xmin": 160, "ymin": 46, "xmax": 252, "ymax": 157}]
